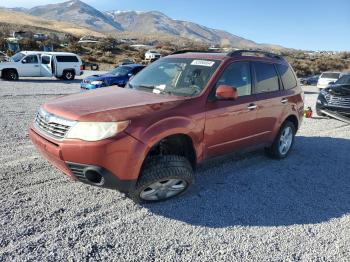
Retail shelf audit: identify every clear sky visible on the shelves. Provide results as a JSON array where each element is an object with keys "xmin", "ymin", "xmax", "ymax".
[{"xmin": 2, "ymin": 0, "xmax": 350, "ymax": 51}]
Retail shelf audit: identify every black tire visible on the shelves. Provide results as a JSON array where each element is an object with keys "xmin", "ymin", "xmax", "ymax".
[
  {"xmin": 4, "ymin": 70, "xmax": 19, "ymax": 81},
  {"xmin": 266, "ymin": 121, "xmax": 296, "ymax": 159},
  {"xmin": 62, "ymin": 70, "xmax": 75, "ymax": 80},
  {"xmin": 129, "ymin": 155, "xmax": 194, "ymax": 203}
]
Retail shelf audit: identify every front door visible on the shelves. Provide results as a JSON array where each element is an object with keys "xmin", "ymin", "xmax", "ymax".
[
  {"xmin": 20, "ymin": 54, "xmax": 40, "ymax": 77},
  {"xmin": 204, "ymin": 61, "xmax": 258, "ymax": 158}
]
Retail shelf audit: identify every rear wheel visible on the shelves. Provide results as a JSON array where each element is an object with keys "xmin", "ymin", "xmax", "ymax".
[
  {"xmin": 4, "ymin": 70, "xmax": 19, "ymax": 81},
  {"xmin": 62, "ymin": 70, "xmax": 75, "ymax": 80},
  {"xmin": 129, "ymin": 155, "xmax": 194, "ymax": 203},
  {"xmin": 266, "ymin": 121, "xmax": 296, "ymax": 159}
]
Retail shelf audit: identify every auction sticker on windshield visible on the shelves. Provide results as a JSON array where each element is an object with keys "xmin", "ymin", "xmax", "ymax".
[{"xmin": 191, "ymin": 60, "xmax": 215, "ymax": 67}]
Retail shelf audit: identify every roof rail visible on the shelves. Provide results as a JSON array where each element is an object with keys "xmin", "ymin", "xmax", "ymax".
[
  {"xmin": 171, "ymin": 50, "xmax": 213, "ymax": 55},
  {"xmin": 228, "ymin": 49, "xmax": 285, "ymax": 60}
]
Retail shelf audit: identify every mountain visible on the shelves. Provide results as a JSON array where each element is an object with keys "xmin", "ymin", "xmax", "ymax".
[
  {"xmin": 0, "ymin": 9, "xmax": 105, "ymax": 37},
  {"xmin": 106, "ymin": 10, "xmax": 264, "ymax": 49},
  {"xmin": 27, "ymin": 0, "xmax": 123, "ymax": 32},
  {"xmin": 3, "ymin": 0, "xmax": 284, "ymax": 49}
]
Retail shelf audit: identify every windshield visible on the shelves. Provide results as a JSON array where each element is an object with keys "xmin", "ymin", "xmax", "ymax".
[
  {"xmin": 335, "ymin": 75, "xmax": 350, "ymax": 85},
  {"xmin": 10, "ymin": 53, "xmax": 25, "ymax": 62},
  {"xmin": 321, "ymin": 73, "xmax": 340, "ymax": 79},
  {"xmin": 127, "ymin": 58, "xmax": 220, "ymax": 97},
  {"xmin": 110, "ymin": 66, "xmax": 131, "ymax": 76}
]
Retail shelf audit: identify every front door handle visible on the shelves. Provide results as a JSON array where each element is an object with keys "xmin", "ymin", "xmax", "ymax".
[
  {"xmin": 34, "ymin": 65, "xmax": 39, "ymax": 67},
  {"xmin": 281, "ymin": 98, "xmax": 288, "ymax": 104},
  {"xmin": 247, "ymin": 103, "xmax": 257, "ymax": 110}
]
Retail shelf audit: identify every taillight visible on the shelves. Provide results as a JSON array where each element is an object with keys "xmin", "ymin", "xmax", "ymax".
[{"xmin": 80, "ymin": 65, "xmax": 84, "ymax": 71}]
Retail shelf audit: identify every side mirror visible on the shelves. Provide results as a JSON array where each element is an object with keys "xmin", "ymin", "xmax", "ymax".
[
  {"xmin": 328, "ymin": 81, "xmax": 335, "ymax": 85},
  {"xmin": 127, "ymin": 73, "xmax": 133, "ymax": 78},
  {"xmin": 22, "ymin": 59, "xmax": 27, "ymax": 64},
  {"xmin": 215, "ymin": 85, "xmax": 238, "ymax": 100}
]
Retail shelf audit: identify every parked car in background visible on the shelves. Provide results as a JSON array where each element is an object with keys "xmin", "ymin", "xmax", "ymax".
[
  {"xmin": 316, "ymin": 73, "xmax": 350, "ymax": 117},
  {"xmin": 300, "ymin": 74, "xmax": 319, "ymax": 85},
  {"xmin": 81, "ymin": 61, "xmax": 99, "ymax": 71},
  {"xmin": 145, "ymin": 50, "xmax": 161, "ymax": 61},
  {"xmin": 30, "ymin": 50, "xmax": 304, "ymax": 202},
  {"xmin": 81, "ymin": 64, "xmax": 145, "ymax": 90},
  {"xmin": 0, "ymin": 52, "xmax": 9, "ymax": 62},
  {"xmin": 0, "ymin": 51, "xmax": 82, "ymax": 80},
  {"xmin": 317, "ymin": 72, "xmax": 342, "ymax": 89}
]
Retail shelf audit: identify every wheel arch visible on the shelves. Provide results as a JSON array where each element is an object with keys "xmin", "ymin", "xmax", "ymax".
[{"xmin": 141, "ymin": 133, "xmax": 198, "ymax": 170}]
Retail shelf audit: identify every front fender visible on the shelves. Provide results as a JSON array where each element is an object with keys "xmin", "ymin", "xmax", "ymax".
[{"xmin": 131, "ymin": 115, "xmax": 205, "ymax": 162}]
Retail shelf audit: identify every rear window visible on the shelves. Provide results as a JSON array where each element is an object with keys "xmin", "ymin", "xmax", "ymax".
[
  {"xmin": 56, "ymin": 55, "xmax": 79, "ymax": 63},
  {"xmin": 321, "ymin": 73, "xmax": 340, "ymax": 79},
  {"xmin": 253, "ymin": 62, "xmax": 280, "ymax": 93},
  {"xmin": 276, "ymin": 64, "xmax": 297, "ymax": 90}
]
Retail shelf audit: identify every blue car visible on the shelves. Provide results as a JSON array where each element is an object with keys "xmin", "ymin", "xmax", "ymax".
[{"xmin": 81, "ymin": 64, "xmax": 145, "ymax": 90}]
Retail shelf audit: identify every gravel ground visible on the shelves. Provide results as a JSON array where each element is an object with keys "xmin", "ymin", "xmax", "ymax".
[{"xmin": 0, "ymin": 75, "xmax": 349, "ymax": 261}]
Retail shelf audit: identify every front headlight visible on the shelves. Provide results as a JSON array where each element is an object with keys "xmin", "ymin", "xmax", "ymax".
[
  {"xmin": 91, "ymin": 80, "xmax": 104, "ymax": 85},
  {"xmin": 66, "ymin": 121, "xmax": 129, "ymax": 141}
]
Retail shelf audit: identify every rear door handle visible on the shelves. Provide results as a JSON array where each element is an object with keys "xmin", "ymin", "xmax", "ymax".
[
  {"xmin": 281, "ymin": 98, "xmax": 288, "ymax": 104},
  {"xmin": 247, "ymin": 103, "xmax": 257, "ymax": 110},
  {"xmin": 34, "ymin": 65, "xmax": 39, "ymax": 67}
]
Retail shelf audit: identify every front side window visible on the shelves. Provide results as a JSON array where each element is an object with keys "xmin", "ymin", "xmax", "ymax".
[
  {"xmin": 216, "ymin": 62, "xmax": 252, "ymax": 96},
  {"xmin": 276, "ymin": 64, "xmax": 297, "ymax": 90},
  {"xmin": 24, "ymin": 55, "xmax": 38, "ymax": 64},
  {"xmin": 128, "ymin": 58, "xmax": 220, "ymax": 97},
  {"xmin": 253, "ymin": 62, "xmax": 280, "ymax": 93}
]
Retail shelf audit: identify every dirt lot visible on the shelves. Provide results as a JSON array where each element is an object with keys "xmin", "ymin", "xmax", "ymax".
[{"xmin": 0, "ymin": 75, "xmax": 349, "ymax": 261}]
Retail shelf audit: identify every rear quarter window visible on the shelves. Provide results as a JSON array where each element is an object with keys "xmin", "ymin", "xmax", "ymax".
[
  {"xmin": 276, "ymin": 64, "xmax": 297, "ymax": 90},
  {"xmin": 56, "ymin": 56, "xmax": 79, "ymax": 63}
]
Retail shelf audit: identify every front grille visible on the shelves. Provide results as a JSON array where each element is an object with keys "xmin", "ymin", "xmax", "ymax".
[
  {"xmin": 34, "ymin": 108, "xmax": 76, "ymax": 139},
  {"xmin": 325, "ymin": 94, "xmax": 350, "ymax": 108}
]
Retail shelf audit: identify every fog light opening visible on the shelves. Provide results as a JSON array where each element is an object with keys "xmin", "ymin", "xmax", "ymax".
[{"xmin": 84, "ymin": 169, "xmax": 104, "ymax": 185}]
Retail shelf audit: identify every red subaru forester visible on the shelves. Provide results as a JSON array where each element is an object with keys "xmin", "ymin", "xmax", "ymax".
[{"xmin": 30, "ymin": 50, "xmax": 304, "ymax": 202}]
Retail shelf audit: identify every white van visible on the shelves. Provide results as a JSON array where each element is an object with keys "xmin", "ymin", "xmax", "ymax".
[
  {"xmin": 0, "ymin": 51, "xmax": 83, "ymax": 81},
  {"xmin": 317, "ymin": 72, "xmax": 342, "ymax": 89}
]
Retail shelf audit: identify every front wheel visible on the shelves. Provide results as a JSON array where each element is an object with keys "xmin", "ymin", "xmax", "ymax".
[
  {"xmin": 5, "ymin": 70, "xmax": 19, "ymax": 81},
  {"xmin": 129, "ymin": 155, "xmax": 194, "ymax": 203},
  {"xmin": 266, "ymin": 121, "xmax": 296, "ymax": 159}
]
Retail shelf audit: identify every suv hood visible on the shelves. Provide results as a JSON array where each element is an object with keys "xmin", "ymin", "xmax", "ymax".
[
  {"xmin": 326, "ymin": 84, "xmax": 350, "ymax": 96},
  {"xmin": 0, "ymin": 61, "xmax": 17, "ymax": 69},
  {"xmin": 43, "ymin": 87, "xmax": 185, "ymax": 121}
]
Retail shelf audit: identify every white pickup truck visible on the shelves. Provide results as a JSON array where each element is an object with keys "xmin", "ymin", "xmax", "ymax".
[{"xmin": 0, "ymin": 51, "xmax": 83, "ymax": 81}]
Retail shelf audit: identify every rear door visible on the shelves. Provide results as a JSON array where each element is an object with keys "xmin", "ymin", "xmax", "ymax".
[
  {"xmin": 40, "ymin": 55, "xmax": 54, "ymax": 77},
  {"xmin": 20, "ymin": 54, "xmax": 41, "ymax": 77},
  {"xmin": 204, "ymin": 61, "xmax": 259, "ymax": 157},
  {"xmin": 251, "ymin": 62, "xmax": 286, "ymax": 143}
]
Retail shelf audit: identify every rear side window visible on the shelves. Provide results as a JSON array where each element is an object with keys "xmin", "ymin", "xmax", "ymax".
[
  {"xmin": 276, "ymin": 64, "xmax": 297, "ymax": 90},
  {"xmin": 216, "ymin": 62, "xmax": 252, "ymax": 96},
  {"xmin": 42, "ymin": 56, "xmax": 50, "ymax": 64},
  {"xmin": 321, "ymin": 73, "xmax": 340, "ymax": 79},
  {"xmin": 253, "ymin": 62, "xmax": 280, "ymax": 93},
  {"xmin": 56, "ymin": 55, "xmax": 79, "ymax": 63}
]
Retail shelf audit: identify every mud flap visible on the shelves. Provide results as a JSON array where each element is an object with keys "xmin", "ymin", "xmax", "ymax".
[{"xmin": 320, "ymin": 109, "xmax": 350, "ymax": 124}]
